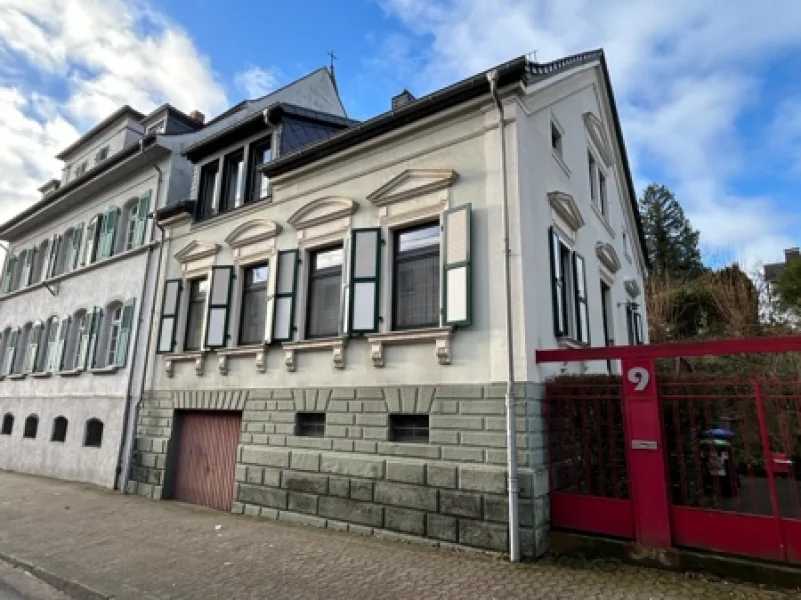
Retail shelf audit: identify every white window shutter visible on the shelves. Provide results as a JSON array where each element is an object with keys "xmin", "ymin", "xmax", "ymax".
[
  {"xmin": 21, "ymin": 248, "xmax": 34, "ymax": 286},
  {"xmin": 54, "ymin": 316, "xmax": 70, "ymax": 371},
  {"xmin": 115, "ymin": 298, "xmax": 136, "ymax": 367},
  {"xmin": 443, "ymin": 204, "xmax": 472, "ymax": 326},
  {"xmin": 24, "ymin": 323, "xmax": 41, "ymax": 373},
  {"xmin": 85, "ymin": 307, "xmax": 102, "ymax": 369},
  {"xmin": 272, "ymin": 250, "xmax": 299, "ymax": 342},
  {"xmin": 204, "ymin": 267, "xmax": 234, "ymax": 349},
  {"xmin": 71, "ymin": 223, "xmax": 84, "ymax": 270},
  {"xmin": 572, "ymin": 252, "xmax": 590, "ymax": 344},
  {"xmin": 348, "ymin": 228, "xmax": 381, "ymax": 334},
  {"xmin": 263, "ymin": 256, "xmax": 278, "ymax": 344},
  {"xmin": 3, "ymin": 328, "xmax": 19, "ymax": 376},
  {"xmin": 47, "ymin": 235, "xmax": 61, "ymax": 278},
  {"xmin": 157, "ymin": 280, "xmax": 182, "ymax": 354}
]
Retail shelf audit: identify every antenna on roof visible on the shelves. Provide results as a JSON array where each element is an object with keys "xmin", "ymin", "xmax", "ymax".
[{"xmin": 327, "ymin": 50, "xmax": 337, "ymax": 79}]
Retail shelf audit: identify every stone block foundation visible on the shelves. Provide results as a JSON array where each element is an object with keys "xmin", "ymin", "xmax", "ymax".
[{"xmin": 129, "ymin": 384, "xmax": 549, "ymax": 557}]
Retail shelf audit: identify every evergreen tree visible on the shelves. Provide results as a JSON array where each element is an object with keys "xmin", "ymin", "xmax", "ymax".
[
  {"xmin": 639, "ymin": 183, "xmax": 704, "ymax": 280},
  {"xmin": 774, "ymin": 257, "xmax": 801, "ymax": 314}
]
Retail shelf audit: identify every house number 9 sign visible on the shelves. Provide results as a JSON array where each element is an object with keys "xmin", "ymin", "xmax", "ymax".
[{"xmin": 627, "ymin": 366, "xmax": 650, "ymax": 392}]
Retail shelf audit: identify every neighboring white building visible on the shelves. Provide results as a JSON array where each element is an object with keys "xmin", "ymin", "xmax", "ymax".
[
  {"xmin": 129, "ymin": 50, "xmax": 648, "ymax": 558},
  {"xmin": 0, "ymin": 68, "xmax": 348, "ymax": 488}
]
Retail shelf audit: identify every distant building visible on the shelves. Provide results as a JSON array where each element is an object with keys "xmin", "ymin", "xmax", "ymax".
[{"xmin": 764, "ymin": 247, "xmax": 800, "ymax": 283}]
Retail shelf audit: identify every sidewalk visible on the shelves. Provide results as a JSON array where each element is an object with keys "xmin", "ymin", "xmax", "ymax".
[{"xmin": 0, "ymin": 471, "xmax": 789, "ymax": 599}]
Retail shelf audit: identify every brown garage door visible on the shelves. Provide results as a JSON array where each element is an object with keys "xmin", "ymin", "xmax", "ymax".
[{"xmin": 172, "ymin": 411, "xmax": 242, "ymax": 511}]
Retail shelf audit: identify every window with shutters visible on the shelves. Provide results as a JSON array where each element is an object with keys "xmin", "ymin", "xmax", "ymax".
[
  {"xmin": 84, "ymin": 215, "xmax": 101, "ymax": 265},
  {"xmin": 31, "ymin": 240, "xmax": 48, "ymax": 284},
  {"xmin": 54, "ymin": 228, "xmax": 74, "ymax": 276},
  {"xmin": 123, "ymin": 198, "xmax": 140, "ymax": 251},
  {"xmin": 185, "ymin": 278, "xmax": 208, "ymax": 351},
  {"xmin": 1, "ymin": 413, "xmax": 12, "ymax": 435},
  {"xmin": 14, "ymin": 323, "xmax": 32, "ymax": 374},
  {"xmin": 38, "ymin": 316, "xmax": 59, "ymax": 372},
  {"xmin": 239, "ymin": 263, "xmax": 269, "ymax": 345},
  {"xmin": 98, "ymin": 302, "xmax": 123, "ymax": 367},
  {"xmin": 197, "ymin": 160, "xmax": 220, "ymax": 220},
  {"xmin": 1, "ymin": 254, "xmax": 16, "ymax": 293},
  {"xmin": 626, "ymin": 301, "xmax": 645, "ymax": 345},
  {"xmin": 392, "ymin": 223, "xmax": 440, "ymax": 330},
  {"xmin": 157, "ymin": 280, "xmax": 182, "ymax": 354},
  {"xmin": 66, "ymin": 309, "xmax": 87, "ymax": 370},
  {"xmin": 306, "ymin": 246, "xmax": 344, "ymax": 339},
  {"xmin": 51, "ymin": 416, "xmax": 68, "ymax": 442},
  {"xmin": 23, "ymin": 414, "xmax": 38, "ymax": 439},
  {"xmin": 549, "ymin": 227, "xmax": 590, "ymax": 345},
  {"xmin": 220, "ymin": 149, "xmax": 245, "ymax": 213},
  {"xmin": 0, "ymin": 329, "xmax": 6, "ymax": 373},
  {"xmin": 1, "ymin": 327, "xmax": 18, "ymax": 376},
  {"xmin": 84, "ymin": 418, "xmax": 104, "ymax": 448},
  {"xmin": 247, "ymin": 137, "xmax": 272, "ymax": 203}
]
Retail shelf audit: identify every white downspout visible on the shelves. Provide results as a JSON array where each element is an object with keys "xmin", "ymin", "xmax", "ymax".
[{"xmin": 487, "ymin": 69, "xmax": 520, "ymax": 562}]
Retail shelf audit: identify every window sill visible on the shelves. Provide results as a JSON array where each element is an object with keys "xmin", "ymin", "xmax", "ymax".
[
  {"xmin": 590, "ymin": 203, "xmax": 616, "ymax": 238},
  {"xmin": 191, "ymin": 197, "xmax": 272, "ymax": 231},
  {"xmin": 366, "ymin": 327, "xmax": 452, "ymax": 367},
  {"xmin": 552, "ymin": 149, "xmax": 571, "ymax": 177},
  {"xmin": 162, "ymin": 351, "xmax": 205, "ymax": 377},
  {"xmin": 557, "ymin": 337, "xmax": 589, "ymax": 350},
  {"xmin": 90, "ymin": 366, "xmax": 118, "ymax": 375},
  {"xmin": 6, "ymin": 373, "xmax": 26, "ymax": 380},
  {"xmin": 31, "ymin": 371, "xmax": 52, "ymax": 379},
  {"xmin": 57, "ymin": 369, "xmax": 82, "ymax": 377},
  {"xmin": 0, "ymin": 242, "xmax": 156, "ymax": 302},
  {"xmin": 282, "ymin": 337, "xmax": 346, "ymax": 372},
  {"xmin": 217, "ymin": 345, "xmax": 266, "ymax": 375}
]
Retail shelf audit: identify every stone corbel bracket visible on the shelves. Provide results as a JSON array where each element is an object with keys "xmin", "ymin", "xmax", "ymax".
[
  {"xmin": 366, "ymin": 327, "xmax": 453, "ymax": 368},
  {"xmin": 163, "ymin": 352, "xmax": 205, "ymax": 377},
  {"xmin": 282, "ymin": 338, "xmax": 346, "ymax": 372},
  {"xmin": 216, "ymin": 346, "xmax": 267, "ymax": 375}
]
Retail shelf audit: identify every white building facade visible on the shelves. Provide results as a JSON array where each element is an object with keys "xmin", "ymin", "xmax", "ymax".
[
  {"xmin": 0, "ymin": 69, "xmax": 347, "ymax": 488},
  {"xmin": 129, "ymin": 51, "xmax": 648, "ymax": 558}
]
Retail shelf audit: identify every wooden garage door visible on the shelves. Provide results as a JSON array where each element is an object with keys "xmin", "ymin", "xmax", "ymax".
[{"xmin": 173, "ymin": 411, "xmax": 242, "ymax": 511}]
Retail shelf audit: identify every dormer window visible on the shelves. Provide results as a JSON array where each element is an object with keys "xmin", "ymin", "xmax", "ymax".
[
  {"xmin": 75, "ymin": 161, "xmax": 88, "ymax": 178},
  {"xmin": 197, "ymin": 160, "xmax": 220, "ymax": 220},
  {"xmin": 247, "ymin": 137, "xmax": 272, "ymax": 203},
  {"xmin": 146, "ymin": 119, "xmax": 165, "ymax": 134},
  {"xmin": 95, "ymin": 146, "xmax": 110, "ymax": 164}
]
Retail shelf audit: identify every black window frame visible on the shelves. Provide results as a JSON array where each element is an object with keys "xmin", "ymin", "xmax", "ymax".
[
  {"xmin": 305, "ymin": 245, "xmax": 344, "ymax": 339},
  {"xmin": 51, "ymin": 416, "xmax": 68, "ymax": 442},
  {"xmin": 296, "ymin": 412, "xmax": 325, "ymax": 437},
  {"xmin": 84, "ymin": 418, "xmax": 104, "ymax": 448},
  {"xmin": 23, "ymin": 414, "xmax": 38, "ymax": 439},
  {"xmin": 184, "ymin": 277, "xmax": 208, "ymax": 351},
  {"xmin": 392, "ymin": 222, "xmax": 441, "ymax": 331},
  {"xmin": 197, "ymin": 160, "xmax": 220, "ymax": 221},
  {"xmin": 551, "ymin": 122, "xmax": 563, "ymax": 155},
  {"xmin": 239, "ymin": 262, "xmax": 270, "ymax": 345},
  {"xmin": 220, "ymin": 148, "xmax": 245, "ymax": 214},
  {"xmin": 246, "ymin": 137, "xmax": 272, "ymax": 204},
  {"xmin": 389, "ymin": 414, "xmax": 429, "ymax": 443},
  {"xmin": 1, "ymin": 413, "xmax": 13, "ymax": 435}
]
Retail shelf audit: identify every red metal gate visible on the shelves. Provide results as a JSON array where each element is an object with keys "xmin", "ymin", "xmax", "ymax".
[
  {"xmin": 172, "ymin": 411, "xmax": 242, "ymax": 511},
  {"xmin": 538, "ymin": 335, "xmax": 801, "ymax": 564}
]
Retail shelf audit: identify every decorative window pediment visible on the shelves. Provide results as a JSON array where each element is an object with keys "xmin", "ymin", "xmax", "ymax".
[
  {"xmin": 224, "ymin": 219, "xmax": 280, "ymax": 264},
  {"xmin": 595, "ymin": 241, "xmax": 621, "ymax": 274},
  {"xmin": 548, "ymin": 191, "xmax": 585, "ymax": 232},
  {"xmin": 366, "ymin": 169, "xmax": 457, "ymax": 207},
  {"xmin": 288, "ymin": 197, "xmax": 357, "ymax": 248},
  {"xmin": 174, "ymin": 240, "xmax": 220, "ymax": 278},
  {"xmin": 625, "ymin": 277, "xmax": 641, "ymax": 298},
  {"xmin": 583, "ymin": 112, "xmax": 614, "ymax": 167}
]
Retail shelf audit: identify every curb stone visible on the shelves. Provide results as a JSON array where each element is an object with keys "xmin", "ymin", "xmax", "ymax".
[{"xmin": 0, "ymin": 552, "xmax": 109, "ymax": 600}]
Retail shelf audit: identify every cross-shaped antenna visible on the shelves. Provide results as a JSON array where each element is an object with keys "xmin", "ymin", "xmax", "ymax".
[{"xmin": 328, "ymin": 50, "xmax": 337, "ymax": 73}]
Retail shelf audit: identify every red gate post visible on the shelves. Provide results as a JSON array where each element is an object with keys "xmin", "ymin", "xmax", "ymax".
[{"xmin": 621, "ymin": 358, "xmax": 672, "ymax": 548}]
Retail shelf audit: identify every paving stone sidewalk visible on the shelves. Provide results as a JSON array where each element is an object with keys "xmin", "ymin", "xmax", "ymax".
[{"xmin": 0, "ymin": 471, "xmax": 792, "ymax": 599}]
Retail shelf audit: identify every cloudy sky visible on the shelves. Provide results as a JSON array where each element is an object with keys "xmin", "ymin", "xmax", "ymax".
[{"xmin": 1, "ymin": 0, "xmax": 800, "ymax": 267}]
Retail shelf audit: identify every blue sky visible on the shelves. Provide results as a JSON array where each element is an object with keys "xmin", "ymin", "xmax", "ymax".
[{"xmin": 1, "ymin": 0, "xmax": 800, "ymax": 270}]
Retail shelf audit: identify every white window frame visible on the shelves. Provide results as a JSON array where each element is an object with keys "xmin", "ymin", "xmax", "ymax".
[{"xmin": 104, "ymin": 303, "xmax": 124, "ymax": 367}]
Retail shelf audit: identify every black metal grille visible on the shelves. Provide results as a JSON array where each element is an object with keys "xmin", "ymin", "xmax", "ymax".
[{"xmin": 390, "ymin": 414, "xmax": 429, "ymax": 443}]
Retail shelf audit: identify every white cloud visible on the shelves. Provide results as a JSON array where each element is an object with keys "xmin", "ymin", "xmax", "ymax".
[
  {"xmin": 234, "ymin": 66, "xmax": 281, "ymax": 99},
  {"xmin": 0, "ymin": 0, "xmax": 229, "ymax": 230},
  {"xmin": 379, "ymin": 0, "xmax": 801, "ymax": 267}
]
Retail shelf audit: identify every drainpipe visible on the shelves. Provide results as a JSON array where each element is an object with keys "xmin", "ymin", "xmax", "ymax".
[
  {"xmin": 487, "ymin": 69, "xmax": 520, "ymax": 562},
  {"xmin": 118, "ymin": 137, "xmax": 164, "ymax": 494}
]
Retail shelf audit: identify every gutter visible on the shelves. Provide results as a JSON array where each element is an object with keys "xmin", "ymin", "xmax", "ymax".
[
  {"xmin": 487, "ymin": 70, "xmax": 520, "ymax": 562},
  {"xmin": 118, "ymin": 138, "xmax": 164, "ymax": 494}
]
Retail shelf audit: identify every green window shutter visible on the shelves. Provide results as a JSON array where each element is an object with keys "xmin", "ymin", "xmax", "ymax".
[
  {"xmin": 115, "ymin": 298, "xmax": 136, "ymax": 367},
  {"xmin": 71, "ymin": 223, "xmax": 83, "ymax": 270},
  {"xmin": 24, "ymin": 322, "xmax": 41, "ymax": 373},
  {"xmin": 45, "ymin": 318, "xmax": 60, "ymax": 371},
  {"xmin": 549, "ymin": 227, "xmax": 567, "ymax": 337},
  {"xmin": 348, "ymin": 228, "xmax": 381, "ymax": 334},
  {"xmin": 443, "ymin": 204, "xmax": 472, "ymax": 326},
  {"xmin": 3, "ymin": 328, "xmax": 19, "ymax": 376},
  {"xmin": 204, "ymin": 266, "xmax": 234, "ymax": 349},
  {"xmin": 272, "ymin": 250, "xmax": 299, "ymax": 342},
  {"xmin": 133, "ymin": 191, "xmax": 151, "ymax": 247},
  {"xmin": 157, "ymin": 279, "xmax": 182, "ymax": 354},
  {"xmin": 1, "ymin": 255, "xmax": 15, "ymax": 293},
  {"xmin": 85, "ymin": 307, "xmax": 102, "ymax": 369},
  {"xmin": 54, "ymin": 316, "xmax": 70, "ymax": 371},
  {"xmin": 572, "ymin": 253, "xmax": 590, "ymax": 344},
  {"xmin": 106, "ymin": 206, "xmax": 120, "ymax": 256},
  {"xmin": 21, "ymin": 248, "xmax": 35, "ymax": 286}
]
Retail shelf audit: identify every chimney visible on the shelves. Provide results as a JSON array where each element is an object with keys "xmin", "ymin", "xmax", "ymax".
[
  {"xmin": 188, "ymin": 110, "xmax": 205, "ymax": 124},
  {"xmin": 391, "ymin": 89, "xmax": 416, "ymax": 110},
  {"xmin": 785, "ymin": 247, "xmax": 800, "ymax": 263}
]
